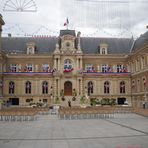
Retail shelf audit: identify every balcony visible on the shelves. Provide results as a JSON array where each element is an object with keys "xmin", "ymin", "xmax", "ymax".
[
  {"xmin": 83, "ymin": 71, "xmax": 131, "ymax": 77},
  {"xmin": 3, "ymin": 72, "xmax": 52, "ymax": 77}
]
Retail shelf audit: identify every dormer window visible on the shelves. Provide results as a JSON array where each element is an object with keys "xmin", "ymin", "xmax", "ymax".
[
  {"xmin": 102, "ymin": 48, "xmax": 106, "ymax": 54},
  {"xmin": 28, "ymin": 47, "xmax": 33, "ymax": 54},
  {"xmin": 100, "ymin": 43, "xmax": 108, "ymax": 55},
  {"xmin": 26, "ymin": 42, "xmax": 36, "ymax": 54}
]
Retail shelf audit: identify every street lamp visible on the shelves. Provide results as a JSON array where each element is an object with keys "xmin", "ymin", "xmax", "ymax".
[{"xmin": 50, "ymin": 86, "xmax": 53, "ymax": 97}]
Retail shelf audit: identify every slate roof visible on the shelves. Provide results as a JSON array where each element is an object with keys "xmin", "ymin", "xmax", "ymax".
[
  {"xmin": 80, "ymin": 37, "xmax": 132, "ymax": 54},
  {"xmin": 0, "ymin": 14, "xmax": 5, "ymax": 25},
  {"xmin": 2, "ymin": 30, "xmax": 133, "ymax": 54},
  {"xmin": 132, "ymin": 31, "xmax": 148, "ymax": 52},
  {"xmin": 2, "ymin": 37, "xmax": 58, "ymax": 54},
  {"xmin": 60, "ymin": 30, "xmax": 76, "ymax": 37}
]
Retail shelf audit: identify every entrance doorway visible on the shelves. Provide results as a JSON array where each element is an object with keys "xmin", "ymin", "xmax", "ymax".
[
  {"xmin": 64, "ymin": 81, "xmax": 72, "ymax": 96},
  {"xmin": 9, "ymin": 98, "xmax": 19, "ymax": 105},
  {"xmin": 117, "ymin": 98, "xmax": 126, "ymax": 105}
]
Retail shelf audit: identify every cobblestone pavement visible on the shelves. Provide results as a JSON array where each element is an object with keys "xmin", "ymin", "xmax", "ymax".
[{"xmin": 0, "ymin": 113, "xmax": 148, "ymax": 148}]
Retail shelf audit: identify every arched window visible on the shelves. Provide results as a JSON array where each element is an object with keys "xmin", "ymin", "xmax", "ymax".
[
  {"xmin": 25, "ymin": 81, "xmax": 31, "ymax": 94},
  {"xmin": 9, "ymin": 81, "xmax": 15, "ymax": 94},
  {"xmin": 64, "ymin": 59, "xmax": 73, "ymax": 72},
  {"xmin": 137, "ymin": 79, "xmax": 140, "ymax": 92},
  {"xmin": 120, "ymin": 81, "xmax": 125, "ymax": 93},
  {"xmin": 102, "ymin": 48, "xmax": 106, "ymax": 54},
  {"xmin": 88, "ymin": 81, "xmax": 93, "ymax": 96},
  {"xmin": 143, "ymin": 78, "xmax": 147, "ymax": 90},
  {"xmin": 104, "ymin": 81, "xmax": 110, "ymax": 94},
  {"xmin": 42, "ymin": 81, "xmax": 48, "ymax": 94}
]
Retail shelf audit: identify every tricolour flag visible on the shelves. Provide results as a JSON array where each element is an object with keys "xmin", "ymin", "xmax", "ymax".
[{"xmin": 64, "ymin": 18, "xmax": 69, "ymax": 26}]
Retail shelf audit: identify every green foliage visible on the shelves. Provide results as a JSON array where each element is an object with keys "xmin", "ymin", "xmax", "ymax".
[
  {"xmin": 90, "ymin": 98, "xmax": 100, "ymax": 106},
  {"xmin": 0, "ymin": 100, "xmax": 5, "ymax": 105},
  {"xmin": 60, "ymin": 89, "xmax": 64, "ymax": 97},
  {"xmin": 80, "ymin": 96, "xmax": 85, "ymax": 104},
  {"xmin": 55, "ymin": 96, "xmax": 60, "ymax": 104},
  {"xmin": 110, "ymin": 98, "xmax": 116, "ymax": 106},
  {"xmin": 72, "ymin": 89, "xmax": 77, "ymax": 96},
  {"xmin": 101, "ymin": 98, "xmax": 116, "ymax": 106}
]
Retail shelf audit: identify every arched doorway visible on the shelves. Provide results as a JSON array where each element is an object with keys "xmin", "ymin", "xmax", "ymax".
[{"xmin": 64, "ymin": 81, "xmax": 72, "ymax": 96}]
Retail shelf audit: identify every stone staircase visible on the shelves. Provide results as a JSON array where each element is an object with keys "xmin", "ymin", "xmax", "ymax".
[{"xmin": 60, "ymin": 96, "xmax": 80, "ymax": 106}]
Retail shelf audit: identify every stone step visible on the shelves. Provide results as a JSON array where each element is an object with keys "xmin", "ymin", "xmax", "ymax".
[{"xmin": 60, "ymin": 96, "xmax": 80, "ymax": 106}]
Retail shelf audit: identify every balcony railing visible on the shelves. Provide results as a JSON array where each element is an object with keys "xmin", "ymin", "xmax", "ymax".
[
  {"xmin": 83, "ymin": 71, "xmax": 131, "ymax": 76},
  {"xmin": 3, "ymin": 72, "xmax": 52, "ymax": 76}
]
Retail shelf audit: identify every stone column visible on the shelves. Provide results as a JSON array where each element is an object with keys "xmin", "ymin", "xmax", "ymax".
[
  {"xmin": 80, "ymin": 58, "xmax": 82, "ymax": 69},
  {"xmin": 58, "ymin": 58, "xmax": 60, "ymax": 71},
  {"xmin": 56, "ymin": 78, "xmax": 59, "ymax": 96},
  {"xmin": 54, "ymin": 59, "xmax": 57, "ymax": 69},
  {"xmin": 76, "ymin": 58, "xmax": 79, "ymax": 70}
]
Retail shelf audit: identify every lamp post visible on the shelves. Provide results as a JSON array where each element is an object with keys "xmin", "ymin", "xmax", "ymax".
[{"xmin": 50, "ymin": 86, "xmax": 53, "ymax": 105}]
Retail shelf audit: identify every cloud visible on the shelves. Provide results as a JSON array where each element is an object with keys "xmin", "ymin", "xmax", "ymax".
[{"xmin": 0, "ymin": 0, "xmax": 147, "ymax": 37}]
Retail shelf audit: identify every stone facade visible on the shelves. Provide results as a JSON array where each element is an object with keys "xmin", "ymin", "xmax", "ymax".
[{"xmin": 0, "ymin": 15, "xmax": 148, "ymax": 107}]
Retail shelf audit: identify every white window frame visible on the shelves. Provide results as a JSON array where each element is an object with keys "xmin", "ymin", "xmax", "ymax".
[
  {"xmin": 9, "ymin": 64, "xmax": 17, "ymax": 72},
  {"xmin": 85, "ymin": 64, "xmax": 93, "ymax": 72},
  {"xmin": 102, "ymin": 64, "xmax": 108, "ymax": 73},
  {"xmin": 26, "ymin": 64, "xmax": 33, "ymax": 72},
  {"xmin": 42, "ymin": 64, "xmax": 50, "ymax": 72}
]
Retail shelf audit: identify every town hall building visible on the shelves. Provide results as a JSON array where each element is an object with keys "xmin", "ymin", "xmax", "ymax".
[{"xmin": 0, "ymin": 14, "xmax": 148, "ymax": 107}]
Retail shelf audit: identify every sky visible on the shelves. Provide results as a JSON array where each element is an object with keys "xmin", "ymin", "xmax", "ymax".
[{"xmin": 0, "ymin": 0, "xmax": 148, "ymax": 38}]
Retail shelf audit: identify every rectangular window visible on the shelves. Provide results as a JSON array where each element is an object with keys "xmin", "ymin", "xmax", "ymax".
[
  {"xmin": 102, "ymin": 64, "xmax": 108, "ymax": 73},
  {"xmin": 9, "ymin": 64, "xmax": 17, "ymax": 72},
  {"xmin": 117, "ymin": 64, "xmax": 123, "ymax": 73},
  {"xmin": 85, "ymin": 64, "xmax": 93, "ymax": 72},
  {"xmin": 26, "ymin": 64, "xmax": 33, "ymax": 72},
  {"xmin": 42, "ymin": 64, "xmax": 50, "ymax": 72}
]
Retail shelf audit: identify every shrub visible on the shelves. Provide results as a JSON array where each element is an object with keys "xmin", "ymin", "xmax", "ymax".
[
  {"xmin": 61, "ymin": 97, "xmax": 65, "ymax": 101},
  {"xmin": 72, "ymin": 96, "xmax": 76, "ymax": 101},
  {"xmin": 55, "ymin": 96, "xmax": 60, "ymax": 104},
  {"xmin": 110, "ymin": 98, "xmax": 116, "ymax": 106},
  {"xmin": 80, "ymin": 96, "xmax": 85, "ymax": 104}
]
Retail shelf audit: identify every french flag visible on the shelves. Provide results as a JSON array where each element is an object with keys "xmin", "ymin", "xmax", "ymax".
[{"xmin": 64, "ymin": 18, "xmax": 69, "ymax": 26}]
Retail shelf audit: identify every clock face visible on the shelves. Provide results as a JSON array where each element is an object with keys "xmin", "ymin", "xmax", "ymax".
[{"xmin": 61, "ymin": 40, "xmax": 76, "ymax": 54}]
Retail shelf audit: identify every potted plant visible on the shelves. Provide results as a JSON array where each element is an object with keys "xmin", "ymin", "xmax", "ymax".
[
  {"xmin": 110, "ymin": 98, "xmax": 116, "ymax": 106},
  {"xmin": 55, "ymin": 96, "xmax": 60, "ymax": 104},
  {"xmin": 72, "ymin": 89, "xmax": 77, "ymax": 96},
  {"xmin": 60, "ymin": 89, "xmax": 64, "ymax": 97},
  {"xmin": 61, "ymin": 96, "xmax": 65, "ymax": 101},
  {"xmin": 90, "ymin": 98, "xmax": 97, "ymax": 106},
  {"xmin": 72, "ymin": 89, "xmax": 77, "ymax": 101},
  {"xmin": 72, "ymin": 96, "xmax": 76, "ymax": 101},
  {"xmin": 80, "ymin": 96, "xmax": 88, "ymax": 108}
]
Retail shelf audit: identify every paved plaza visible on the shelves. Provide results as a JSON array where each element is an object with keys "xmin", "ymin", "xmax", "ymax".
[{"xmin": 0, "ymin": 113, "xmax": 148, "ymax": 148}]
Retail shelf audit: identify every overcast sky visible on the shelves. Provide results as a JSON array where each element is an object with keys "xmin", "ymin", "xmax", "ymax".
[{"xmin": 0, "ymin": 0, "xmax": 148, "ymax": 38}]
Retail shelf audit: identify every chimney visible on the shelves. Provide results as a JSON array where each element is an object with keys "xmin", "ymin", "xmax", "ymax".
[{"xmin": 77, "ymin": 31, "xmax": 81, "ymax": 50}]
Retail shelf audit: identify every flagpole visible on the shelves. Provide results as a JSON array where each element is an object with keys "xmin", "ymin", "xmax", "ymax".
[{"xmin": 67, "ymin": 17, "xmax": 69, "ymax": 30}]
